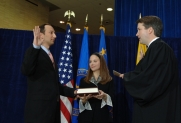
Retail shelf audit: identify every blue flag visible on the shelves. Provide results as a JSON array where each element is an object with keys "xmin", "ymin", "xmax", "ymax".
[
  {"xmin": 99, "ymin": 28, "xmax": 113, "ymax": 118},
  {"xmin": 99, "ymin": 28, "xmax": 108, "ymax": 64},
  {"xmin": 58, "ymin": 24, "xmax": 74, "ymax": 123},
  {"xmin": 72, "ymin": 28, "xmax": 89, "ymax": 123}
]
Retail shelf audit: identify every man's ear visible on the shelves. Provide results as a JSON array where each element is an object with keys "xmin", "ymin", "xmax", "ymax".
[{"xmin": 148, "ymin": 27, "xmax": 154, "ymax": 34}]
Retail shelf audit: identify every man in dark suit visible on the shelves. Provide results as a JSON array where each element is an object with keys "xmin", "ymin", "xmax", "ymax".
[{"xmin": 21, "ymin": 24, "xmax": 76, "ymax": 123}]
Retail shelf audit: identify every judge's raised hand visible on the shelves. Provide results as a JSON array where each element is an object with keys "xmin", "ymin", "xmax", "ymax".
[
  {"xmin": 77, "ymin": 94, "xmax": 92, "ymax": 104},
  {"xmin": 33, "ymin": 26, "xmax": 43, "ymax": 46},
  {"xmin": 93, "ymin": 90, "xmax": 107, "ymax": 101},
  {"xmin": 139, "ymin": 47, "xmax": 145, "ymax": 61}
]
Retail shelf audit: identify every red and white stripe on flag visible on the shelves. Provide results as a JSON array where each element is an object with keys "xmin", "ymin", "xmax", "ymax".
[{"xmin": 60, "ymin": 80, "xmax": 74, "ymax": 123}]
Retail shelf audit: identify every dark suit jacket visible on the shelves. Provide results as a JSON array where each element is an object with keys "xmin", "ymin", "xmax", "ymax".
[{"xmin": 21, "ymin": 45, "xmax": 75, "ymax": 123}]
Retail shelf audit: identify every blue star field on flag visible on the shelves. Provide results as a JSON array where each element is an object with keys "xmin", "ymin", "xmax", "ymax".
[{"xmin": 58, "ymin": 25, "xmax": 73, "ymax": 85}]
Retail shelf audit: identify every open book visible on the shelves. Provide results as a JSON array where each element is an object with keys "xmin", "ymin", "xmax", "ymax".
[{"xmin": 77, "ymin": 87, "xmax": 99, "ymax": 96}]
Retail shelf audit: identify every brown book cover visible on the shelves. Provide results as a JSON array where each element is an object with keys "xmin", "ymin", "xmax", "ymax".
[
  {"xmin": 77, "ymin": 87, "xmax": 99, "ymax": 96},
  {"xmin": 113, "ymin": 70, "xmax": 121, "ymax": 77}
]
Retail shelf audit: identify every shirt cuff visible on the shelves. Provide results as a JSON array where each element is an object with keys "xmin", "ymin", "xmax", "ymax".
[
  {"xmin": 33, "ymin": 44, "xmax": 40, "ymax": 49},
  {"xmin": 101, "ymin": 94, "xmax": 113, "ymax": 108},
  {"xmin": 79, "ymin": 99, "xmax": 92, "ymax": 113}
]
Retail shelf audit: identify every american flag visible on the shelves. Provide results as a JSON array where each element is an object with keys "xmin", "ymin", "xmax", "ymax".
[{"xmin": 58, "ymin": 24, "xmax": 74, "ymax": 123}]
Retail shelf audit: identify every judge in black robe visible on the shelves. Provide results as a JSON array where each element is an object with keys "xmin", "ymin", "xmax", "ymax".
[{"xmin": 119, "ymin": 16, "xmax": 181, "ymax": 123}]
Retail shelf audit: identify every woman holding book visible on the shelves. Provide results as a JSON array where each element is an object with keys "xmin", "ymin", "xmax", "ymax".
[{"xmin": 77, "ymin": 52, "xmax": 114, "ymax": 123}]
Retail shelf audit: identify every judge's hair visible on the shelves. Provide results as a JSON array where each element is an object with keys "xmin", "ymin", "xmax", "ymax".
[
  {"xmin": 39, "ymin": 23, "xmax": 53, "ymax": 34},
  {"xmin": 136, "ymin": 16, "xmax": 163, "ymax": 37},
  {"xmin": 84, "ymin": 52, "xmax": 112, "ymax": 84}
]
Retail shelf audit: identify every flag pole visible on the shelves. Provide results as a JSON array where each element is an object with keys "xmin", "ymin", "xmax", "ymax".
[
  {"xmin": 99, "ymin": 14, "xmax": 107, "ymax": 63},
  {"xmin": 72, "ymin": 14, "xmax": 89, "ymax": 123},
  {"xmin": 58, "ymin": 10, "xmax": 75, "ymax": 123},
  {"xmin": 136, "ymin": 13, "xmax": 147, "ymax": 65}
]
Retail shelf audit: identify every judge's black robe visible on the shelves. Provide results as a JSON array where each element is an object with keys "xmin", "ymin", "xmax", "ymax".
[{"xmin": 123, "ymin": 38, "xmax": 181, "ymax": 123}]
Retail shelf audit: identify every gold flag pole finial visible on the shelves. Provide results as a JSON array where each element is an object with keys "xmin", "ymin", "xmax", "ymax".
[
  {"xmin": 64, "ymin": 10, "xmax": 75, "ymax": 27},
  {"xmin": 84, "ymin": 14, "xmax": 88, "ymax": 30},
  {"xmin": 139, "ymin": 13, "xmax": 141, "ymax": 19},
  {"xmin": 100, "ymin": 14, "xmax": 103, "ymax": 27},
  {"xmin": 100, "ymin": 14, "xmax": 105, "ymax": 32}
]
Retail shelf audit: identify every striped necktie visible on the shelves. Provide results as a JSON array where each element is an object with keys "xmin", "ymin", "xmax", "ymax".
[{"xmin": 48, "ymin": 52, "xmax": 55, "ymax": 68}]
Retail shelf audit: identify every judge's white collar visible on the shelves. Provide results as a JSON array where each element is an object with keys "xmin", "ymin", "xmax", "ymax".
[{"xmin": 148, "ymin": 37, "xmax": 159, "ymax": 47}]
